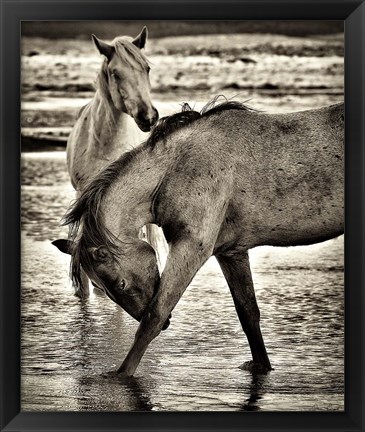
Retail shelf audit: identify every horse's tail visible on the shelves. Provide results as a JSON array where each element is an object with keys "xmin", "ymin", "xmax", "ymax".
[{"xmin": 143, "ymin": 224, "xmax": 168, "ymax": 273}]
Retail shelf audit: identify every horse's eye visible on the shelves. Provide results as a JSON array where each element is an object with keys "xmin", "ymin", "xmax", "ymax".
[
  {"xmin": 115, "ymin": 279, "xmax": 126, "ymax": 294},
  {"xmin": 111, "ymin": 71, "xmax": 120, "ymax": 80}
]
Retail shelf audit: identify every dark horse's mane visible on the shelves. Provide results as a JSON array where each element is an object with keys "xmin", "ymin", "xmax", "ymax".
[
  {"xmin": 147, "ymin": 97, "xmax": 256, "ymax": 148},
  {"xmin": 64, "ymin": 97, "xmax": 256, "ymax": 288}
]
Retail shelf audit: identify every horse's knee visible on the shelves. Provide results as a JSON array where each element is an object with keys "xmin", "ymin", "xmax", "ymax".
[
  {"xmin": 136, "ymin": 303, "xmax": 168, "ymax": 340},
  {"xmin": 147, "ymin": 307, "xmax": 166, "ymax": 330}
]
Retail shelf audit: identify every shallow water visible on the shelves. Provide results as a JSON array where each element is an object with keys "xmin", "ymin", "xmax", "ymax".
[{"xmin": 21, "ymin": 152, "xmax": 344, "ymax": 412}]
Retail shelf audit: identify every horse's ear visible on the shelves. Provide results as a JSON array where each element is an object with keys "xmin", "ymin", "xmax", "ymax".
[
  {"xmin": 132, "ymin": 26, "xmax": 148, "ymax": 49},
  {"xmin": 90, "ymin": 246, "xmax": 110, "ymax": 263},
  {"xmin": 52, "ymin": 239, "xmax": 74, "ymax": 255},
  {"xmin": 91, "ymin": 34, "xmax": 114, "ymax": 61}
]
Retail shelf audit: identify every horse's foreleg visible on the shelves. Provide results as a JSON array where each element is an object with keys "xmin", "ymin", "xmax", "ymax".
[
  {"xmin": 217, "ymin": 252, "xmax": 272, "ymax": 373},
  {"xmin": 117, "ymin": 238, "xmax": 211, "ymax": 376}
]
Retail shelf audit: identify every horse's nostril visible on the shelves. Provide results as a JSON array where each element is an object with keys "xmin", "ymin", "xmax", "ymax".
[
  {"xmin": 137, "ymin": 112, "xmax": 148, "ymax": 124},
  {"xmin": 153, "ymin": 108, "xmax": 159, "ymax": 123},
  {"xmin": 137, "ymin": 108, "xmax": 159, "ymax": 126}
]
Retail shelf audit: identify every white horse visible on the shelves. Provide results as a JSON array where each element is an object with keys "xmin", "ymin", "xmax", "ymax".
[{"xmin": 66, "ymin": 27, "xmax": 164, "ymax": 297}]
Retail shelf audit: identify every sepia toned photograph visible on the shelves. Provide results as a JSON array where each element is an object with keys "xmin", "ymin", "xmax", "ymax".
[{"xmin": 21, "ymin": 20, "xmax": 344, "ymax": 412}]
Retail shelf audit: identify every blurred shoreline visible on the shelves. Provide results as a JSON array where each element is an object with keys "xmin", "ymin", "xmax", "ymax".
[{"xmin": 22, "ymin": 20, "xmax": 343, "ymax": 39}]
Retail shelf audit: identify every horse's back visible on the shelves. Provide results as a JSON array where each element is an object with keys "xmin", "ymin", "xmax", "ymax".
[
  {"xmin": 216, "ymin": 104, "xmax": 344, "ymax": 248},
  {"xmin": 198, "ymin": 102, "xmax": 343, "ymax": 155},
  {"xmin": 167, "ymin": 102, "xmax": 344, "ymax": 174},
  {"xmin": 158, "ymin": 103, "xmax": 344, "ymax": 250}
]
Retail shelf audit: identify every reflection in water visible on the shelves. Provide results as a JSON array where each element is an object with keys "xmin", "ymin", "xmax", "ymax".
[
  {"xmin": 78, "ymin": 375, "xmax": 153, "ymax": 411},
  {"xmin": 21, "ymin": 153, "xmax": 344, "ymax": 411},
  {"xmin": 241, "ymin": 373, "xmax": 269, "ymax": 411}
]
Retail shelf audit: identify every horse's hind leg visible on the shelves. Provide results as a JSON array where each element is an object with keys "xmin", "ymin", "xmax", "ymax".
[{"xmin": 216, "ymin": 252, "xmax": 272, "ymax": 373}]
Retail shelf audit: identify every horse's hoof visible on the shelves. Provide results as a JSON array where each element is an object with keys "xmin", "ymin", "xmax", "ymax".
[
  {"xmin": 239, "ymin": 360, "xmax": 272, "ymax": 374},
  {"xmin": 102, "ymin": 370, "xmax": 134, "ymax": 380},
  {"xmin": 102, "ymin": 370, "xmax": 119, "ymax": 379},
  {"xmin": 116, "ymin": 368, "xmax": 135, "ymax": 379}
]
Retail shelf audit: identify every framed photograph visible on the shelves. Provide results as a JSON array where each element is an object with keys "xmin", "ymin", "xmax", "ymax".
[{"xmin": 1, "ymin": 1, "xmax": 364, "ymax": 431}]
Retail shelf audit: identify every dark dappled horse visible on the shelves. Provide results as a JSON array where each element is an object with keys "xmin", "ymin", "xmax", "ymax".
[
  {"xmin": 66, "ymin": 27, "xmax": 164, "ymax": 297},
  {"xmin": 54, "ymin": 100, "xmax": 344, "ymax": 376}
]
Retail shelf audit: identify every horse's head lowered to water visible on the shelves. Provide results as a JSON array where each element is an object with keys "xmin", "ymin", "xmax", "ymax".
[
  {"xmin": 53, "ymin": 236, "xmax": 164, "ymax": 326},
  {"xmin": 52, "ymin": 160, "xmax": 167, "ymax": 325},
  {"xmin": 92, "ymin": 26, "xmax": 158, "ymax": 131}
]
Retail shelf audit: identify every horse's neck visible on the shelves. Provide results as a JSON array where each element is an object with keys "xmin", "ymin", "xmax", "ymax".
[
  {"xmin": 102, "ymin": 150, "xmax": 166, "ymax": 239},
  {"xmin": 88, "ymin": 91, "xmax": 144, "ymax": 158}
]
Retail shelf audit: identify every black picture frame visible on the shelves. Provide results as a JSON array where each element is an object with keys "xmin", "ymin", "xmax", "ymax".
[{"xmin": 1, "ymin": 1, "xmax": 364, "ymax": 431}]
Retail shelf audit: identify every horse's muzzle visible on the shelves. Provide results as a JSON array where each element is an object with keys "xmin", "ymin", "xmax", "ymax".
[
  {"xmin": 162, "ymin": 313, "xmax": 172, "ymax": 331},
  {"xmin": 136, "ymin": 107, "xmax": 159, "ymax": 132},
  {"xmin": 137, "ymin": 122, "xmax": 153, "ymax": 132}
]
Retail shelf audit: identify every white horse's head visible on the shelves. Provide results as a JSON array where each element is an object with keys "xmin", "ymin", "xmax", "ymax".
[{"xmin": 92, "ymin": 27, "xmax": 159, "ymax": 132}]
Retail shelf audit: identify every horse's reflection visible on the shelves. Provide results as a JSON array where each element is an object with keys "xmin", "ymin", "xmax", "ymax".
[
  {"xmin": 103, "ymin": 373, "xmax": 153, "ymax": 411},
  {"xmin": 77, "ymin": 373, "xmax": 153, "ymax": 411},
  {"xmin": 240, "ymin": 373, "xmax": 270, "ymax": 411},
  {"xmin": 122, "ymin": 376, "xmax": 153, "ymax": 411},
  {"xmin": 72, "ymin": 297, "xmax": 153, "ymax": 411}
]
